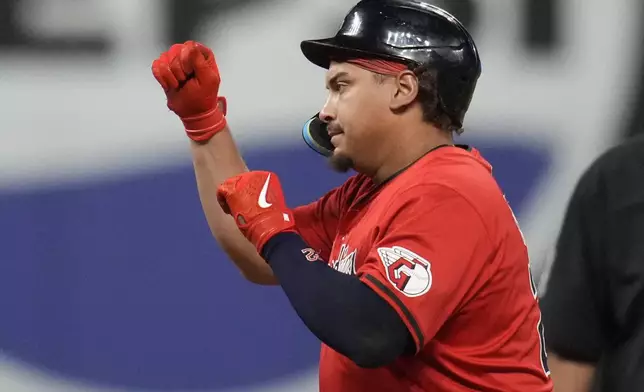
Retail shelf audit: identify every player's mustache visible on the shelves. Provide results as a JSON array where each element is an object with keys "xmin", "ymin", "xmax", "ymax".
[{"xmin": 327, "ymin": 123, "xmax": 344, "ymax": 136}]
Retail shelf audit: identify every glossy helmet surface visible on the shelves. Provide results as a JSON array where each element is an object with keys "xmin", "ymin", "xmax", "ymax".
[{"xmin": 300, "ymin": 0, "xmax": 481, "ymax": 157}]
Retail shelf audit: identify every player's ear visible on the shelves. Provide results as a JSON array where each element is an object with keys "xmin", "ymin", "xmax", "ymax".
[{"xmin": 390, "ymin": 71, "xmax": 418, "ymax": 111}]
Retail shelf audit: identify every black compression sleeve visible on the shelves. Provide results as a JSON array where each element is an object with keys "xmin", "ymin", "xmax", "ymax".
[{"xmin": 261, "ymin": 232, "xmax": 414, "ymax": 368}]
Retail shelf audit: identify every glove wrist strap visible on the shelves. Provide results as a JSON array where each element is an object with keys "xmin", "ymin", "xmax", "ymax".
[
  {"xmin": 237, "ymin": 211, "xmax": 297, "ymax": 255},
  {"xmin": 181, "ymin": 97, "xmax": 228, "ymax": 142}
]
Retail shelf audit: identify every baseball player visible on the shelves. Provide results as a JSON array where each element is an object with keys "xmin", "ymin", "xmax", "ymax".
[{"xmin": 151, "ymin": 1, "xmax": 553, "ymax": 391}]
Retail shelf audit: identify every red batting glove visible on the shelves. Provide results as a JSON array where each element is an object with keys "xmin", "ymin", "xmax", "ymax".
[
  {"xmin": 151, "ymin": 40, "xmax": 227, "ymax": 142},
  {"xmin": 217, "ymin": 171, "xmax": 297, "ymax": 255}
]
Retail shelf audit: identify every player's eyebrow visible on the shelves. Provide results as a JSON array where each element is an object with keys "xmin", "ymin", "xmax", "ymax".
[{"xmin": 326, "ymin": 71, "xmax": 349, "ymax": 89}]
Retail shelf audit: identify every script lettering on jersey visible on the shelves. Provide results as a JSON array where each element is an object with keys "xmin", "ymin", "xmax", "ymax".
[{"xmin": 330, "ymin": 244, "xmax": 357, "ymax": 276}]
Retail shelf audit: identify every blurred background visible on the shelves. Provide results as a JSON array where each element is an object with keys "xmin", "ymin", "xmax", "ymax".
[{"xmin": 0, "ymin": 0, "xmax": 642, "ymax": 391}]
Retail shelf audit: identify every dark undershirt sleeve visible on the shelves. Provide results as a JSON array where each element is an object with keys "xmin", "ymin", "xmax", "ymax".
[{"xmin": 261, "ymin": 232, "xmax": 414, "ymax": 368}]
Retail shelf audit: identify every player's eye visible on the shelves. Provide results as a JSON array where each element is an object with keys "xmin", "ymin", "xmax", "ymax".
[{"xmin": 335, "ymin": 81, "xmax": 349, "ymax": 93}]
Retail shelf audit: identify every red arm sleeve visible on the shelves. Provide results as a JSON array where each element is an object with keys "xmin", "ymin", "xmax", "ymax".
[{"xmin": 357, "ymin": 184, "xmax": 493, "ymax": 352}]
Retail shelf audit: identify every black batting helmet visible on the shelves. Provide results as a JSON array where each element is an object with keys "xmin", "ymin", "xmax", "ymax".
[{"xmin": 301, "ymin": 0, "xmax": 481, "ymax": 157}]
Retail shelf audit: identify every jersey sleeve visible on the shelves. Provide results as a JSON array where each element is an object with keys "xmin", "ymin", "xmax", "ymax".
[
  {"xmin": 357, "ymin": 184, "xmax": 493, "ymax": 352},
  {"xmin": 292, "ymin": 194, "xmax": 340, "ymax": 262},
  {"xmin": 540, "ymin": 165, "xmax": 607, "ymax": 363},
  {"xmin": 293, "ymin": 175, "xmax": 364, "ymax": 262}
]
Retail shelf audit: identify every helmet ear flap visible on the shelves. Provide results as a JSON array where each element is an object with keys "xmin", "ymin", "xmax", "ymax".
[
  {"xmin": 436, "ymin": 68, "xmax": 479, "ymax": 133},
  {"xmin": 302, "ymin": 114, "xmax": 334, "ymax": 157}
]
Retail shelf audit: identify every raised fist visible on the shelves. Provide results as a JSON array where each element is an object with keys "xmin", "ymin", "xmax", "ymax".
[{"xmin": 152, "ymin": 40, "xmax": 227, "ymax": 142}]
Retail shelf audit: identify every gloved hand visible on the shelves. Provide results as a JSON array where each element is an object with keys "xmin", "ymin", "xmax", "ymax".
[
  {"xmin": 217, "ymin": 171, "xmax": 296, "ymax": 255},
  {"xmin": 151, "ymin": 40, "xmax": 227, "ymax": 142}
]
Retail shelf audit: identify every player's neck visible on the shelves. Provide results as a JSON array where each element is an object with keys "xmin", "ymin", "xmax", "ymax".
[{"xmin": 372, "ymin": 123, "xmax": 453, "ymax": 184}]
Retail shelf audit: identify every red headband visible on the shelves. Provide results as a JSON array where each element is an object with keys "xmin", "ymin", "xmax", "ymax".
[{"xmin": 346, "ymin": 58, "xmax": 408, "ymax": 75}]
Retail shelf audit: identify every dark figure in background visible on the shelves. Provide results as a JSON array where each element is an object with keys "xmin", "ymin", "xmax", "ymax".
[{"xmin": 542, "ymin": 134, "xmax": 644, "ymax": 391}]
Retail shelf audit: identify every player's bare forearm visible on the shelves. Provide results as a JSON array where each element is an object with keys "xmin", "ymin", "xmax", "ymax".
[
  {"xmin": 548, "ymin": 352, "xmax": 595, "ymax": 392},
  {"xmin": 151, "ymin": 43, "xmax": 276, "ymax": 284},
  {"xmin": 190, "ymin": 126, "xmax": 278, "ymax": 285}
]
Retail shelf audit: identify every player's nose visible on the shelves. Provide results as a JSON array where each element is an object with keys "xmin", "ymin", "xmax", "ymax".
[
  {"xmin": 318, "ymin": 111, "xmax": 334, "ymax": 123},
  {"xmin": 319, "ymin": 97, "xmax": 336, "ymax": 123}
]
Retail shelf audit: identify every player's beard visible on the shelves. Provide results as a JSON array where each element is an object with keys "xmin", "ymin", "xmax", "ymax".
[
  {"xmin": 328, "ymin": 152, "xmax": 354, "ymax": 173},
  {"xmin": 326, "ymin": 122, "xmax": 354, "ymax": 172}
]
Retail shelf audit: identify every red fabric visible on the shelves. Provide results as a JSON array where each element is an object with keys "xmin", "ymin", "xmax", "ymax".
[
  {"xmin": 181, "ymin": 98, "xmax": 227, "ymax": 142},
  {"xmin": 295, "ymin": 146, "xmax": 553, "ymax": 392},
  {"xmin": 293, "ymin": 175, "xmax": 374, "ymax": 262},
  {"xmin": 347, "ymin": 58, "xmax": 408, "ymax": 75},
  {"xmin": 216, "ymin": 171, "xmax": 296, "ymax": 254}
]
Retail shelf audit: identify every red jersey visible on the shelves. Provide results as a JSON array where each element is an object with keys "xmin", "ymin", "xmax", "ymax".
[{"xmin": 293, "ymin": 146, "xmax": 553, "ymax": 392}]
